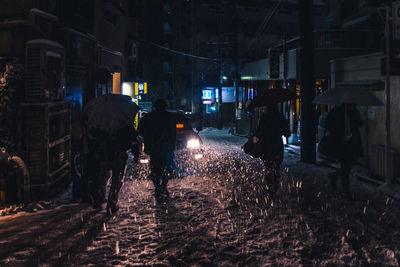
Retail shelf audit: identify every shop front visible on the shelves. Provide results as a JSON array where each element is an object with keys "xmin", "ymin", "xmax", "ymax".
[{"xmin": 201, "ymin": 87, "xmax": 238, "ymax": 128}]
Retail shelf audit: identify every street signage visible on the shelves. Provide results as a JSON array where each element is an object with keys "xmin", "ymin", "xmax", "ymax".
[
  {"xmin": 202, "ymin": 89, "xmax": 212, "ymax": 100},
  {"xmin": 393, "ymin": 1, "xmax": 400, "ymax": 40},
  {"xmin": 134, "ymin": 82, "xmax": 148, "ymax": 96}
]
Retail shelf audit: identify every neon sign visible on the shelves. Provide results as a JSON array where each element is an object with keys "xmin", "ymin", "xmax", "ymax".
[{"xmin": 202, "ymin": 90, "xmax": 212, "ymax": 100}]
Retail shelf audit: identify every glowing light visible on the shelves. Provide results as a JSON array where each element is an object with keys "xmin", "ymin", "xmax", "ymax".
[
  {"xmin": 282, "ymin": 135, "xmax": 287, "ymax": 145},
  {"xmin": 195, "ymin": 154, "xmax": 203, "ymax": 159},
  {"xmin": 139, "ymin": 158, "xmax": 149, "ymax": 164},
  {"xmin": 202, "ymin": 90, "xmax": 212, "ymax": 99},
  {"xmin": 223, "ymin": 76, "xmax": 227, "ymax": 80},
  {"xmin": 187, "ymin": 138, "xmax": 200, "ymax": 149},
  {"xmin": 122, "ymin": 82, "xmax": 134, "ymax": 96},
  {"xmin": 176, "ymin": 124, "xmax": 184, "ymax": 129}
]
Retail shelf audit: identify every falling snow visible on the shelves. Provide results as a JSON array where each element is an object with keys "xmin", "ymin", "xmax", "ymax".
[{"xmin": 7, "ymin": 128, "xmax": 398, "ymax": 266}]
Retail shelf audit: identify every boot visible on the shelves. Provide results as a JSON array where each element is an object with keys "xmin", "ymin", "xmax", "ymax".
[{"xmin": 329, "ymin": 171, "xmax": 338, "ymax": 192}]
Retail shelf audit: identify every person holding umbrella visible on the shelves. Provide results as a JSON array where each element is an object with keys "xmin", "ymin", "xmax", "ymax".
[
  {"xmin": 247, "ymin": 88, "xmax": 295, "ymax": 198},
  {"xmin": 81, "ymin": 94, "xmax": 139, "ymax": 214},
  {"xmin": 324, "ymin": 104, "xmax": 363, "ymax": 198},
  {"xmin": 252, "ymin": 104, "xmax": 290, "ymax": 198},
  {"xmin": 313, "ymin": 86, "xmax": 383, "ymax": 198}
]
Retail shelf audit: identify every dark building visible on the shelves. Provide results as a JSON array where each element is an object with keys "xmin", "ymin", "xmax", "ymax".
[{"xmin": 0, "ymin": 0, "xmax": 141, "ymax": 201}]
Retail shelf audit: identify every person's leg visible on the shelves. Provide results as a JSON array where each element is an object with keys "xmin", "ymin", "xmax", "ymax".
[
  {"xmin": 271, "ymin": 160, "xmax": 281, "ymax": 194},
  {"xmin": 81, "ymin": 154, "xmax": 91, "ymax": 203},
  {"xmin": 82, "ymin": 152, "xmax": 101, "ymax": 204},
  {"xmin": 166, "ymin": 149, "xmax": 176, "ymax": 177},
  {"xmin": 131, "ymin": 143, "xmax": 140, "ymax": 164},
  {"xmin": 107, "ymin": 152, "xmax": 128, "ymax": 213},
  {"xmin": 160, "ymin": 154, "xmax": 170, "ymax": 188},
  {"xmin": 92, "ymin": 160, "xmax": 110, "ymax": 208},
  {"xmin": 150, "ymin": 154, "xmax": 162, "ymax": 189},
  {"xmin": 329, "ymin": 170, "xmax": 339, "ymax": 192},
  {"xmin": 263, "ymin": 158, "xmax": 276, "ymax": 197},
  {"xmin": 340, "ymin": 159, "xmax": 353, "ymax": 197}
]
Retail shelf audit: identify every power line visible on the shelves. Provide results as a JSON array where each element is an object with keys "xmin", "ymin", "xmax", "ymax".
[
  {"xmin": 245, "ymin": 0, "xmax": 284, "ymax": 55},
  {"xmin": 140, "ymin": 39, "xmax": 220, "ymax": 61}
]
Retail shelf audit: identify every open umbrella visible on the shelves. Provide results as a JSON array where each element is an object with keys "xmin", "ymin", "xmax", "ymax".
[
  {"xmin": 246, "ymin": 88, "xmax": 298, "ymax": 109},
  {"xmin": 82, "ymin": 94, "xmax": 139, "ymax": 138},
  {"xmin": 312, "ymin": 86, "xmax": 383, "ymax": 106}
]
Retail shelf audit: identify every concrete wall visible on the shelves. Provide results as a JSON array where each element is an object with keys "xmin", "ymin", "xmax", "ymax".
[{"xmin": 241, "ymin": 58, "xmax": 269, "ymax": 80}]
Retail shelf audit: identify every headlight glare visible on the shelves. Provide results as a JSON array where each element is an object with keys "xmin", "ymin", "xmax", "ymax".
[{"xmin": 187, "ymin": 138, "xmax": 200, "ymax": 149}]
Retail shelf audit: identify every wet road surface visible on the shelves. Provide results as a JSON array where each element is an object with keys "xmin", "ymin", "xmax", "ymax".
[{"xmin": 70, "ymin": 129, "xmax": 400, "ymax": 266}]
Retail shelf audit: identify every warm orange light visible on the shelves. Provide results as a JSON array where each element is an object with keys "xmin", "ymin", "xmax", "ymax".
[
  {"xmin": 112, "ymin": 72, "xmax": 121, "ymax": 94},
  {"xmin": 176, "ymin": 124, "xmax": 184, "ymax": 129}
]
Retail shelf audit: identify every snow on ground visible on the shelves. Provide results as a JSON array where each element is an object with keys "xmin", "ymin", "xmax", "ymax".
[{"xmin": 67, "ymin": 128, "xmax": 400, "ymax": 266}]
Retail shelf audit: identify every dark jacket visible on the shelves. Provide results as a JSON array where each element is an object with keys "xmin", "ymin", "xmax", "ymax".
[
  {"xmin": 139, "ymin": 110, "xmax": 176, "ymax": 156},
  {"xmin": 324, "ymin": 105, "xmax": 363, "ymax": 161},
  {"xmin": 255, "ymin": 107, "xmax": 290, "ymax": 163}
]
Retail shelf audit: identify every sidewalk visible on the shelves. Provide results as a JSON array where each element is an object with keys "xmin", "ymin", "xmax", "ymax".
[
  {"xmin": 0, "ymin": 201, "xmax": 108, "ymax": 266},
  {"xmin": 286, "ymin": 144, "xmax": 400, "ymax": 200}
]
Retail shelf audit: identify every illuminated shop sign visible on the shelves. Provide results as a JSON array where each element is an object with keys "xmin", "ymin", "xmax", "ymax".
[
  {"xmin": 122, "ymin": 82, "xmax": 134, "ymax": 96},
  {"xmin": 134, "ymin": 82, "xmax": 148, "ymax": 95},
  {"xmin": 202, "ymin": 90, "xmax": 212, "ymax": 100}
]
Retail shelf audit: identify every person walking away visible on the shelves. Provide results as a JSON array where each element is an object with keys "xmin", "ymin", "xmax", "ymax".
[
  {"xmin": 82, "ymin": 125, "xmax": 138, "ymax": 215},
  {"xmin": 252, "ymin": 104, "xmax": 290, "ymax": 198},
  {"xmin": 325, "ymin": 104, "xmax": 363, "ymax": 198},
  {"xmin": 138, "ymin": 99, "xmax": 176, "ymax": 199}
]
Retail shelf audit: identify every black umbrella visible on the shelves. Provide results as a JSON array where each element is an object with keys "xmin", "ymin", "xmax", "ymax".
[
  {"xmin": 313, "ymin": 86, "xmax": 383, "ymax": 106},
  {"xmin": 246, "ymin": 88, "xmax": 298, "ymax": 109},
  {"xmin": 82, "ymin": 94, "xmax": 139, "ymax": 138}
]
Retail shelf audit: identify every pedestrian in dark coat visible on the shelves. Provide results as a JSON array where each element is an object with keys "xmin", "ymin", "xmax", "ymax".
[
  {"xmin": 138, "ymin": 99, "xmax": 176, "ymax": 198},
  {"xmin": 325, "ymin": 104, "xmax": 363, "ymax": 198},
  {"xmin": 82, "ymin": 125, "xmax": 137, "ymax": 214},
  {"xmin": 253, "ymin": 104, "xmax": 290, "ymax": 196}
]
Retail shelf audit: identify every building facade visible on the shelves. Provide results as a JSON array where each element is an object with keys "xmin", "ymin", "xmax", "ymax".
[{"xmin": 0, "ymin": 0, "xmax": 141, "ymax": 200}]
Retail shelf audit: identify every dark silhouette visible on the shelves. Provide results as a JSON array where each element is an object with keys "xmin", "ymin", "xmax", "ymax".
[
  {"xmin": 139, "ymin": 99, "xmax": 176, "ymax": 199},
  {"xmin": 253, "ymin": 104, "xmax": 290, "ymax": 197},
  {"xmin": 325, "ymin": 104, "xmax": 363, "ymax": 198},
  {"xmin": 82, "ymin": 125, "xmax": 138, "ymax": 214}
]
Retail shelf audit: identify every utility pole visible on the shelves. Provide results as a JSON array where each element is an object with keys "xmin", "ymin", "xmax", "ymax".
[
  {"xmin": 233, "ymin": 0, "xmax": 239, "ymax": 133},
  {"xmin": 217, "ymin": 0, "xmax": 223, "ymax": 129},
  {"xmin": 299, "ymin": 0, "xmax": 316, "ymax": 163},
  {"xmin": 283, "ymin": 32, "xmax": 288, "ymax": 119},
  {"xmin": 191, "ymin": 0, "xmax": 197, "ymax": 114},
  {"xmin": 385, "ymin": 6, "xmax": 393, "ymax": 183}
]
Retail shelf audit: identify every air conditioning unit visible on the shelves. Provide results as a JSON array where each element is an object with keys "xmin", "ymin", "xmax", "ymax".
[{"xmin": 25, "ymin": 39, "xmax": 65, "ymax": 102}]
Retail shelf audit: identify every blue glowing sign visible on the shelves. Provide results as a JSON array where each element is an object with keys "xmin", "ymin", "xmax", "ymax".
[{"xmin": 202, "ymin": 90, "xmax": 212, "ymax": 100}]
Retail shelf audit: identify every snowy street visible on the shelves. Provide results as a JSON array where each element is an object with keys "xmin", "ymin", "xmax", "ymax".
[{"xmin": 67, "ymin": 128, "xmax": 400, "ymax": 266}]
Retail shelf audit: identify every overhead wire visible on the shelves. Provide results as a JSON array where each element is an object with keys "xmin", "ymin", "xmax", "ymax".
[
  {"xmin": 245, "ymin": 0, "xmax": 285, "ymax": 55},
  {"xmin": 139, "ymin": 39, "xmax": 220, "ymax": 61}
]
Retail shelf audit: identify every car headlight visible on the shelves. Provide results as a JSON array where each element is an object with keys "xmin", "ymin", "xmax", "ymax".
[
  {"xmin": 139, "ymin": 158, "xmax": 149, "ymax": 164},
  {"xmin": 187, "ymin": 138, "xmax": 200, "ymax": 149}
]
